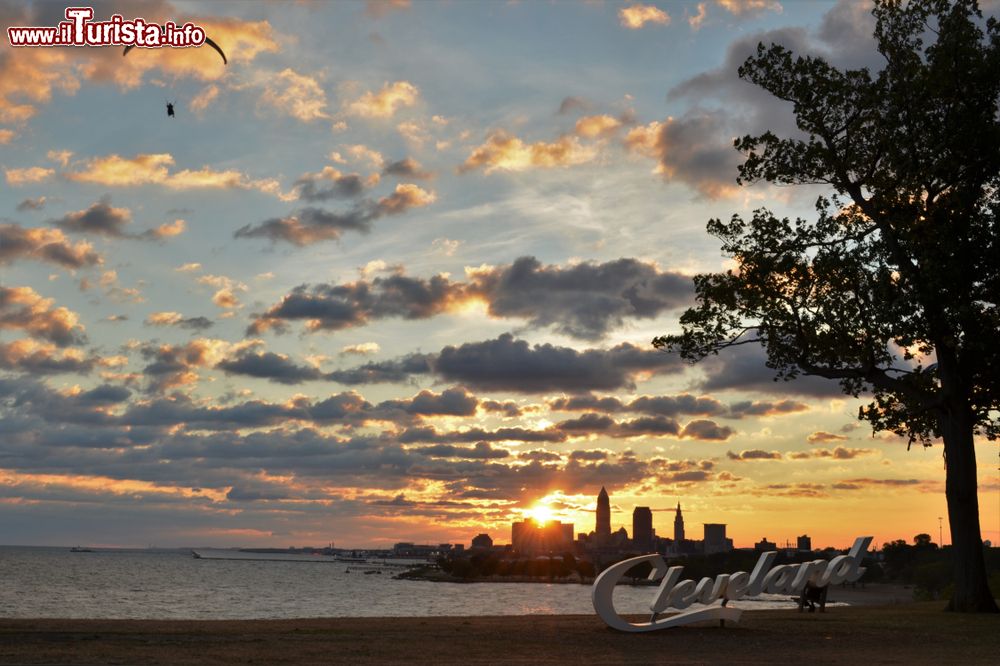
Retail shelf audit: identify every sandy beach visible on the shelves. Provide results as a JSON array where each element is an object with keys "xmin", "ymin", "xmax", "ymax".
[{"xmin": 2, "ymin": 589, "xmax": 997, "ymax": 665}]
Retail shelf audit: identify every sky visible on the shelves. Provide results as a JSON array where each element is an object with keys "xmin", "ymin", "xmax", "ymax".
[{"xmin": 1, "ymin": 0, "xmax": 997, "ymax": 550}]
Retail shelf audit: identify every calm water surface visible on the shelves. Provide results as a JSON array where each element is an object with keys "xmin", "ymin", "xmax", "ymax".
[{"xmin": 1, "ymin": 546, "xmax": 800, "ymax": 619}]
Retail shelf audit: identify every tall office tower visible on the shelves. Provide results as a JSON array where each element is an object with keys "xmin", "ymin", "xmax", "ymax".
[
  {"xmin": 674, "ymin": 502, "xmax": 685, "ymax": 542},
  {"xmin": 596, "ymin": 486, "xmax": 611, "ymax": 537},
  {"xmin": 632, "ymin": 506, "xmax": 653, "ymax": 552}
]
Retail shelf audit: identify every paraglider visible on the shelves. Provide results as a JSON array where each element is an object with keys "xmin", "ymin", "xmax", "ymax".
[
  {"xmin": 122, "ymin": 35, "xmax": 227, "ymax": 64},
  {"xmin": 166, "ymin": 101, "xmax": 175, "ymax": 118}
]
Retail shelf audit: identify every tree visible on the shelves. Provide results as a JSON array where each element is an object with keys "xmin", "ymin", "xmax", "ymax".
[{"xmin": 654, "ymin": 0, "xmax": 999, "ymax": 612}]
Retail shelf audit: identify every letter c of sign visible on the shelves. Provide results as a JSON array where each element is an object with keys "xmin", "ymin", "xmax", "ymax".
[{"xmin": 591, "ymin": 554, "xmax": 742, "ymax": 632}]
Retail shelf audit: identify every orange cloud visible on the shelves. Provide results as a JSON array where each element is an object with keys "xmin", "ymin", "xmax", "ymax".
[
  {"xmin": 715, "ymin": 0, "xmax": 782, "ymax": 16},
  {"xmin": 4, "ymin": 166, "xmax": 54, "ymax": 186},
  {"xmin": 376, "ymin": 183, "xmax": 436, "ymax": 214},
  {"xmin": 619, "ymin": 4, "xmax": 671, "ymax": 29},
  {"xmin": 347, "ymin": 81, "xmax": 419, "ymax": 118},
  {"xmin": 807, "ymin": 431, "xmax": 849, "ymax": 443},
  {"xmin": 574, "ymin": 114, "xmax": 622, "ymax": 138},
  {"xmin": 0, "ymin": 285, "xmax": 85, "ymax": 346},
  {"xmin": 461, "ymin": 131, "xmax": 597, "ymax": 173},
  {"xmin": 65, "ymin": 153, "xmax": 283, "ymax": 195},
  {"xmin": 259, "ymin": 68, "xmax": 330, "ymax": 122}
]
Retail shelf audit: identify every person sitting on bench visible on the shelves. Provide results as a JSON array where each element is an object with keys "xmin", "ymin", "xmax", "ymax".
[{"xmin": 798, "ymin": 580, "xmax": 828, "ymax": 613}]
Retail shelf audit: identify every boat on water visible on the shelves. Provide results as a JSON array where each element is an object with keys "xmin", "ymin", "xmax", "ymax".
[{"xmin": 70, "ymin": 546, "xmax": 93, "ymax": 552}]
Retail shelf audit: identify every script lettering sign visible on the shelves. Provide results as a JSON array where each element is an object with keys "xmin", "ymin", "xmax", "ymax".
[{"xmin": 591, "ymin": 536, "xmax": 872, "ymax": 631}]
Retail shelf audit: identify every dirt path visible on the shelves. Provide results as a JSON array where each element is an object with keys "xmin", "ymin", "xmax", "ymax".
[{"xmin": 1, "ymin": 602, "xmax": 997, "ymax": 665}]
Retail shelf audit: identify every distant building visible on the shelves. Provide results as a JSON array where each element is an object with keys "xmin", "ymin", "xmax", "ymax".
[
  {"xmin": 755, "ymin": 538, "xmax": 777, "ymax": 552},
  {"xmin": 596, "ymin": 486, "xmax": 611, "ymax": 539},
  {"xmin": 393, "ymin": 542, "xmax": 445, "ymax": 557},
  {"xmin": 703, "ymin": 523, "xmax": 733, "ymax": 554},
  {"xmin": 470, "ymin": 533, "xmax": 493, "ymax": 550},
  {"xmin": 797, "ymin": 534, "xmax": 812, "ymax": 551},
  {"xmin": 632, "ymin": 507, "xmax": 654, "ymax": 552},
  {"xmin": 511, "ymin": 519, "xmax": 574, "ymax": 554},
  {"xmin": 673, "ymin": 503, "xmax": 685, "ymax": 542}
]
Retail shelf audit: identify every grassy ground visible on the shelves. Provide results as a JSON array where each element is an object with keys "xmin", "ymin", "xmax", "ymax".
[{"xmin": 1, "ymin": 603, "xmax": 997, "ymax": 665}]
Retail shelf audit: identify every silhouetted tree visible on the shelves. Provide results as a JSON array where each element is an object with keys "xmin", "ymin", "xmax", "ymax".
[
  {"xmin": 914, "ymin": 533, "xmax": 936, "ymax": 549},
  {"xmin": 655, "ymin": 0, "xmax": 999, "ymax": 612}
]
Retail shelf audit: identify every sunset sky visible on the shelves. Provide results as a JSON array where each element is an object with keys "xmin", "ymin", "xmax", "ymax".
[{"xmin": 2, "ymin": 0, "xmax": 997, "ymax": 550}]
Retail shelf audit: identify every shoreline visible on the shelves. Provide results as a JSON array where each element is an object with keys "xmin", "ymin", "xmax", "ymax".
[{"xmin": 1, "ymin": 602, "xmax": 996, "ymax": 665}]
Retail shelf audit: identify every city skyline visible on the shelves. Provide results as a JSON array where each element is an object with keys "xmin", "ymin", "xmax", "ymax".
[{"xmin": 1, "ymin": 1, "xmax": 996, "ymax": 550}]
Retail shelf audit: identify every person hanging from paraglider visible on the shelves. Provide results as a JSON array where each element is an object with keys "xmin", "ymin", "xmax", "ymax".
[{"xmin": 122, "ymin": 31, "xmax": 226, "ymax": 121}]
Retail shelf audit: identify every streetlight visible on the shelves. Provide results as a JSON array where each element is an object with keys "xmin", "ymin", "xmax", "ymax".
[{"xmin": 938, "ymin": 516, "xmax": 943, "ymax": 547}]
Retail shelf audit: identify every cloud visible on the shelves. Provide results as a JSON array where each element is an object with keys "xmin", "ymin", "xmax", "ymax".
[
  {"xmin": 383, "ymin": 157, "xmax": 432, "ymax": 180},
  {"xmin": 292, "ymin": 167, "xmax": 369, "ymax": 201},
  {"xmin": 689, "ymin": 2, "xmax": 708, "ymax": 30},
  {"xmin": 347, "ymin": 81, "xmax": 419, "ymax": 118},
  {"xmin": 460, "ymin": 130, "xmax": 597, "ymax": 173},
  {"xmin": 145, "ymin": 312, "xmax": 214, "ymax": 331},
  {"xmin": 0, "ymin": 224, "xmax": 102, "ymax": 269},
  {"xmin": 215, "ymin": 350, "xmax": 324, "ymax": 384},
  {"xmin": 807, "ymin": 431, "xmax": 848, "ymax": 443},
  {"xmin": 411, "ymin": 442, "xmax": 510, "ymax": 460},
  {"xmin": 431, "ymin": 334, "xmax": 682, "ymax": 393},
  {"xmin": 64, "ymin": 153, "xmax": 282, "ymax": 195},
  {"xmin": 678, "ymin": 419, "xmax": 735, "ymax": 440},
  {"xmin": 619, "ymin": 4, "xmax": 671, "ymax": 30},
  {"xmin": 0, "ymin": 286, "xmax": 85, "ymax": 346},
  {"xmin": 574, "ymin": 114, "xmax": 622, "ymax": 138},
  {"xmin": 5, "ymin": 166, "xmax": 54, "ymax": 186},
  {"xmin": 49, "ymin": 196, "xmax": 132, "ymax": 237},
  {"xmin": 234, "ymin": 184, "xmax": 434, "ymax": 246},
  {"xmin": 624, "ymin": 111, "xmax": 742, "ymax": 198},
  {"xmin": 365, "ymin": 0, "xmax": 411, "ymax": 19},
  {"xmin": 727, "ymin": 399, "xmax": 809, "ymax": 418},
  {"xmin": 697, "ymin": 344, "xmax": 846, "ymax": 397},
  {"xmin": 249, "ymin": 256, "xmax": 691, "ymax": 340},
  {"xmin": 16, "ymin": 196, "xmax": 47, "ymax": 212},
  {"xmin": 380, "ymin": 387, "xmax": 478, "ymax": 416},
  {"xmin": 340, "ymin": 342, "xmax": 380, "ymax": 356},
  {"xmin": 715, "ymin": 0, "xmax": 782, "ymax": 16},
  {"xmin": 139, "ymin": 338, "xmax": 245, "ymax": 393},
  {"xmin": 558, "ymin": 96, "xmax": 591, "ymax": 115},
  {"xmin": 727, "ymin": 449, "xmax": 782, "ymax": 461},
  {"xmin": 788, "ymin": 446, "xmax": 878, "ymax": 460},
  {"xmin": 258, "ymin": 68, "xmax": 330, "ymax": 122},
  {"xmin": 0, "ymin": 339, "xmax": 96, "ymax": 375},
  {"xmin": 376, "ymin": 183, "xmax": 436, "ymax": 214}
]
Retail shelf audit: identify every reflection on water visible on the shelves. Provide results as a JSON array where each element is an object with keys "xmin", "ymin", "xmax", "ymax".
[{"xmin": 1, "ymin": 546, "xmax": 804, "ymax": 619}]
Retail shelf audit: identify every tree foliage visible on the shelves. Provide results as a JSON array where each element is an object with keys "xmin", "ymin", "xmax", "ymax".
[{"xmin": 655, "ymin": 0, "xmax": 999, "ymax": 612}]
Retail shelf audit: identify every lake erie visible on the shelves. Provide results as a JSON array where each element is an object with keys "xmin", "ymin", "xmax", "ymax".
[{"xmin": 1, "ymin": 546, "xmax": 804, "ymax": 619}]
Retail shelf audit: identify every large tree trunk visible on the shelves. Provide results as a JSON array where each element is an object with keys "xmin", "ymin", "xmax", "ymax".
[{"xmin": 941, "ymin": 406, "xmax": 998, "ymax": 612}]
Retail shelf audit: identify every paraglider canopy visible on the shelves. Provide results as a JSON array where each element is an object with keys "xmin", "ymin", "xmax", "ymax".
[{"xmin": 122, "ymin": 35, "xmax": 227, "ymax": 64}]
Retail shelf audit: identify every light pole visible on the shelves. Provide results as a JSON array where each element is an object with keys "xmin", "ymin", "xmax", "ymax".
[{"xmin": 938, "ymin": 516, "xmax": 943, "ymax": 546}]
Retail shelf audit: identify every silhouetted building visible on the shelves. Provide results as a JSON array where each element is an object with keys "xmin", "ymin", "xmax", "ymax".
[
  {"xmin": 674, "ymin": 503, "xmax": 685, "ymax": 542},
  {"xmin": 755, "ymin": 537, "xmax": 777, "ymax": 552},
  {"xmin": 703, "ymin": 523, "xmax": 733, "ymax": 554},
  {"xmin": 633, "ymin": 507, "xmax": 654, "ymax": 552},
  {"xmin": 471, "ymin": 533, "xmax": 493, "ymax": 550},
  {"xmin": 596, "ymin": 486, "xmax": 611, "ymax": 539},
  {"xmin": 797, "ymin": 534, "xmax": 812, "ymax": 551},
  {"xmin": 512, "ymin": 520, "xmax": 573, "ymax": 554}
]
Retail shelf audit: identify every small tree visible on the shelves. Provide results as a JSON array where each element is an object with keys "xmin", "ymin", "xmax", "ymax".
[{"xmin": 655, "ymin": 0, "xmax": 999, "ymax": 612}]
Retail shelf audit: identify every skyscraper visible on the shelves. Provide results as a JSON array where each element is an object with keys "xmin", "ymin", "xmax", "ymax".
[
  {"xmin": 673, "ymin": 502, "xmax": 685, "ymax": 542},
  {"xmin": 632, "ymin": 506, "xmax": 653, "ymax": 552},
  {"xmin": 596, "ymin": 486, "xmax": 611, "ymax": 538}
]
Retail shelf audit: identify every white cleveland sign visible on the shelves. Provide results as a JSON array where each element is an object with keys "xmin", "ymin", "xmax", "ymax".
[{"xmin": 592, "ymin": 535, "xmax": 873, "ymax": 631}]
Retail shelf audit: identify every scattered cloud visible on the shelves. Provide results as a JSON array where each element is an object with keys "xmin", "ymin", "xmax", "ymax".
[
  {"xmin": 0, "ymin": 224, "xmax": 102, "ymax": 270},
  {"xmin": 619, "ymin": 4, "xmax": 671, "ymax": 30},
  {"xmin": 259, "ymin": 69, "xmax": 330, "ymax": 122},
  {"xmin": 347, "ymin": 81, "xmax": 419, "ymax": 118},
  {"xmin": 5, "ymin": 166, "xmax": 54, "ymax": 186},
  {"xmin": 460, "ymin": 130, "xmax": 597, "ymax": 173}
]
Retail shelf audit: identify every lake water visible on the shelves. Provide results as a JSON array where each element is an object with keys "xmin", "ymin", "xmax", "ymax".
[{"xmin": 1, "ymin": 546, "xmax": 805, "ymax": 619}]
